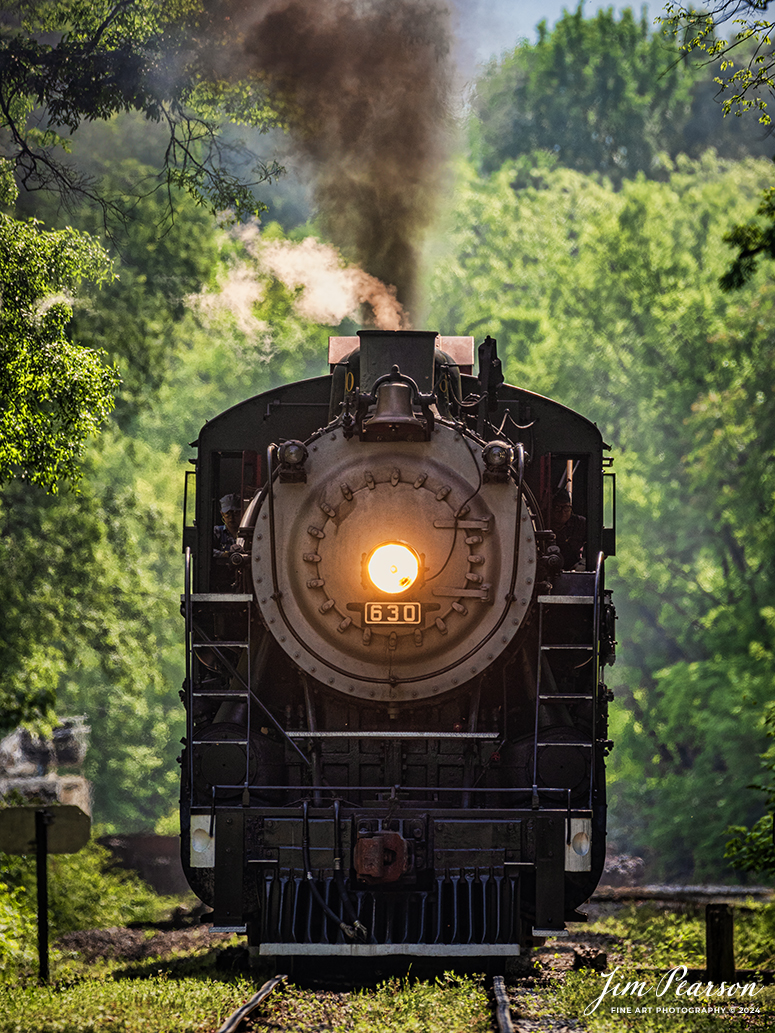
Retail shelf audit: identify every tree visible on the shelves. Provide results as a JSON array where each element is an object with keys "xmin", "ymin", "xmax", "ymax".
[
  {"xmin": 68, "ymin": 156, "xmax": 221, "ymax": 421},
  {"xmin": 470, "ymin": 6, "xmax": 702, "ymax": 184},
  {"xmin": 0, "ymin": 0, "xmax": 284, "ymax": 494},
  {"xmin": 0, "ymin": 0, "xmax": 283, "ymax": 222},
  {"xmin": 662, "ymin": 1, "xmax": 775, "ymax": 287},
  {"xmin": 0, "ymin": 176, "xmax": 118, "ymax": 492}
]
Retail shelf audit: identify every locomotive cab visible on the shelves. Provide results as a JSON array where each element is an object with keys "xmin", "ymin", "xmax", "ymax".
[{"xmin": 180, "ymin": 330, "xmax": 616, "ymax": 957}]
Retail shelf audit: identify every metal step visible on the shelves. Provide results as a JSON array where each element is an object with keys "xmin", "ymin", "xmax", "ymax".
[
  {"xmin": 192, "ymin": 641, "xmax": 249, "ymax": 648},
  {"xmin": 540, "ymin": 644, "xmax": 593, "ymax": 651},
  {"xmin": 192, "ymin": 690, "xmax": 250, "ymax": 698},
  {"xmin": 535, "ymin": 741, "xmax": 592, "ymax": 749},
  {"xmin": 189, "ymin": 593, "xmax": 254, "ymax": 603},
  {"xmin": 192, "ymin": 739, "xmax": 249, "ymax": 746},
  {"xmin": 538, "ymin": 694, "xmax": 593, "ymax": 702}
]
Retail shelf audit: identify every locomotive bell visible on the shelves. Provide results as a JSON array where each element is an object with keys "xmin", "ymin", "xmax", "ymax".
[{"xmin": 362, "ymin": 382, "xmax": 426, "ymax": 442}]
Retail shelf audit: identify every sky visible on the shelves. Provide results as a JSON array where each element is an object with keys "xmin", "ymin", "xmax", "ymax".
[{"xmin": 451, "ymin": 0, "xmax": 667, "ymax": 69}]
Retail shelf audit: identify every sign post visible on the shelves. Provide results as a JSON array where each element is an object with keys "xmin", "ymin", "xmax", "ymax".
[{"xmin": 0, "ymin": 803, "xmax": 91, "ymax": 983}]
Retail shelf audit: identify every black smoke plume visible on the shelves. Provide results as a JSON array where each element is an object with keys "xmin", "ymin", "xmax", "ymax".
[{"xmin": 208, "ymin": 0, "xmax": 453, "ymax": 324}]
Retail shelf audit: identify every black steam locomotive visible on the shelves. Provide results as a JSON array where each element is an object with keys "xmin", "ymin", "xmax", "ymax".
[{"xmin": 180, "ymin": 330, "xmax": 616, "ymax": 962}]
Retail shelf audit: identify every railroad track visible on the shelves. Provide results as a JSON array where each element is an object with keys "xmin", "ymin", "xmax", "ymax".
[{"xmin": 217, "ymin": 971, "xmax": 529, "ymax": 1033}]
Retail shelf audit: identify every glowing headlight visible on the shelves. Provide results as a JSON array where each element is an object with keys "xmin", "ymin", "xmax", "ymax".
[{"xmin": 367, "ymin": 542, "xmax": 419, "ymax": 594}]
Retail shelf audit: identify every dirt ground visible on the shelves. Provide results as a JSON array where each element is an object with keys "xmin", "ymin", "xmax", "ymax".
[{"xmin": 55, "ymin": 919, "xmax": 235, "ymax": 964}]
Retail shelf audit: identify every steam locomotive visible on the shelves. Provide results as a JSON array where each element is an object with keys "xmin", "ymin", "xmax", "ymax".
[{"xmin": 180, "ymin": 330, "xmax": 616, "ymax": 962}]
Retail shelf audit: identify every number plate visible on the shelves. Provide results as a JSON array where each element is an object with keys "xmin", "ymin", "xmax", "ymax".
[{"xmin": 365, "ymin": 602, "xmax": 422, "ymax": 625}]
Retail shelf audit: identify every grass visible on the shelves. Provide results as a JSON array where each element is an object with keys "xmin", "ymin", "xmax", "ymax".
[
  {"xmin": 0, "ymin": 974, "xmax": 259, "ymax": 1033},
  {"xmin": 0, "ymin": 966, "xmax": 491, "ymax": 1033},
  {"xmin": 583, "ymin": 900, "xmax": 775, "ymax": 970},
  {"xmin": 251, "ymin": 974, "xmax": 491, "ymax": 1033},
  {"xmin": 2, "ymin": 876, "xmax": 775, "ymax": 1032},
  {"xmin": 532, "ymin": 968, "xmax": 775, "ymax": 1033},
  {"xmin": 516, "ymin": 901, "xmax": 775, "ymax": 1032}
]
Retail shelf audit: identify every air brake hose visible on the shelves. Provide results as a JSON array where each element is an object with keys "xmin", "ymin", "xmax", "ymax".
[
  {"xmin": 302, "ymin": 801, "xmax": 368, "ymax": 942},
  {"xmin": 332, "ymin": 799, "xmax": 374, "ymax": 943}
]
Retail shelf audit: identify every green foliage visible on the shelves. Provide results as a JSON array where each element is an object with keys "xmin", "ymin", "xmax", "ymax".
[
  {"xmin": 0, "ymin": 0, "xmax": 282, "ymax": 218},
  {"xmin": 726, "ymin": 813, "xmax": 775, "ymax": 876},
  {"xmin": 0, "ymin": 839, "xmax": 174, "ymax": 941},
  {"xmin": 0, "ymin": 975, "xmax": 258, "ymax": 1031},
  {"xmin": 69, "ymin": 160, "xmax": 222, "ymax": 419},
  {"xmin": 661, "ymin": 1, "xmax": 775, "ymax": 287},
  {"xmin": 263, "ymin": 975, "xmax": 490, "ymax": 1033},
  {"xmin": 588, "ymin": 900, "xmax": 775, "ymax": 970},
  {"xmin": 1, "ymin": 213, "xmax": 338, "ymax": 824},
  {"xmin": 719, "ymin": 186, "xmax": 775, "ymax": 289},
  {"xmin": 0, "ymin": 214, "xmax": 118, "ymax": 494},
  {"xmin": 470, "ymin": 7, "xmax": 701, "ymax": 183},
  {"xmin": 537, "ymin": 903, "xmax": 775, "ymax": 1029},
  {"xmin": 613, "ymin": 659, "xmax": 769, "ymax": 881},
  {"xmin": 0, "ymin": 880, "xmax": 36, "ymax": 969},
  {"xmin": 726, "ymin": 692, "xmax": 775, "ymax": 876},
  {"xmin": 427, "ymin": 153, "xmax": 775, "ymax": 877},
  {"xmin": 0, "ymin": 973, "xmax": 489, "ymax": 1033},
  {"xmin": 662, "ymin": 0, "xmax": 775, "ymax": 124},
  {"xmin": 537, "ymin": 967, "xmax": 775, "ymax": 1032}
]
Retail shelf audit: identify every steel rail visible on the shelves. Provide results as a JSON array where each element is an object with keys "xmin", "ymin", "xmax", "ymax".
[
  {"xmin": 217, "ymin": 974, "xmax": 287, "ymax": 1033},
  {"xmin": 492, "ymin": 975, "xmax": 516, "ymax": 1033}
]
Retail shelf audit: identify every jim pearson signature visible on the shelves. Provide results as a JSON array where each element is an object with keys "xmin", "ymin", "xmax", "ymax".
[{"xmin": 585, "ymin": 965, "xmax": 762, "ymax": 1015}]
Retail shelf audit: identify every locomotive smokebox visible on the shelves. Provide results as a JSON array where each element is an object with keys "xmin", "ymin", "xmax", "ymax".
[{"xmin": 358, "ymin": 329, "xmax": 437, "ymax": 393}]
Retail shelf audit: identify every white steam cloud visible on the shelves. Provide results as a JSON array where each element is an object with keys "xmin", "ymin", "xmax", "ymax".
[
  {"xmin": 259, "ymin": 237, "xmax": 408, "ymax": 330},
  {"xmin": 190, "ymin": 227, "xmax": 409, "ymax": 334}
]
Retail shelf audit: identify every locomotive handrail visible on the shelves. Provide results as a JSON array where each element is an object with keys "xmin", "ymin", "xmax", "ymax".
[
  {"xmin": 191, "ymin": 783, "xmax": 594, "ymax": 805},
  {"xmin": 285, "ymin": 730, "xmax": 500, "ymax": 739},
  {"xmin": 184, "ymin": 546, "xmax": 194, "ymax": 807},
  {"xmin": 590, "ymin": 549, "xmax": 605, "ymax": 810},
  {"xmin": 506, "ymin": 441, "xmax": 526, "ymax": 603}
]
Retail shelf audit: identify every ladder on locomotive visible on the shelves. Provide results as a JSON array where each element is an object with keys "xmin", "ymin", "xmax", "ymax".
[
  {"xmin": 531, "ymin": 553, "xmax": 605, "ymax": 813},
  {"xmin": 184, "ymin": 546, "xmax": 255, "ymax": 805}
]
